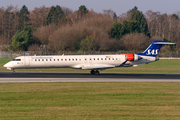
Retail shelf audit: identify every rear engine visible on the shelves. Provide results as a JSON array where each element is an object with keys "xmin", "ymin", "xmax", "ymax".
[{"xmin": 123, "ymin": 54, "xmax": 142, "ymax": 61}]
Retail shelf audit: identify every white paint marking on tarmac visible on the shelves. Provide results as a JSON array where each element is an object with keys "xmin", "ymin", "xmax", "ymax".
[{"xmin": 0, "ymin": 78, "xmax": 179, "ymax": 82}]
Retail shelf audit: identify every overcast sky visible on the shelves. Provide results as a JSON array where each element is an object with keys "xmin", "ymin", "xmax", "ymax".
[{"xmin": 1, "ymin": 0, "xmax": 180, "ymax": 15}]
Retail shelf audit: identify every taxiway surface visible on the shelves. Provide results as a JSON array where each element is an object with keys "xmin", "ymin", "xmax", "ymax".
[{"xmin": 0, "ymin": 72, "xmax": 180, "ymax": 82}]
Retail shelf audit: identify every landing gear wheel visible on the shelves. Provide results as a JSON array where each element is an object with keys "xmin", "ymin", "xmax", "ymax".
[
  {"xmin": 13, "ymin": 69, "xmax": 16, "ymax": 74},
  {"xmin": 90, "ymin": 70, "xmax": 95, "ymax": 74},
  {"xmin": 90, "ymin": 70, "xmax": 100, "ymax": 75}
]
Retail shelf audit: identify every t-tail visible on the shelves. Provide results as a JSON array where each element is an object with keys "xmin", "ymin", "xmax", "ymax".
[{"xmin": 137, "ymin": 40, "xmax": 175, "ymax": 57}]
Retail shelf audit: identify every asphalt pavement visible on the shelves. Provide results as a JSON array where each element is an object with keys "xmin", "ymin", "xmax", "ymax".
[{"xmin": 0, "ymin": 72, "xmax": 179, "ymax": 82}]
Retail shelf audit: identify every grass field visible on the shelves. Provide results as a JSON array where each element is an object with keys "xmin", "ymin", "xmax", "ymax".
[
  {"xmin": 0, "ymin": 82, "xmax": 180, "ymax": 120},
  {"xmin": 1, "ymin": 58, "xmax": 180, "ymax": 73}
]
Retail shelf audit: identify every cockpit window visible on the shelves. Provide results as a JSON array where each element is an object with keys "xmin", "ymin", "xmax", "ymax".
[{"xmin": 12, "ymin": 59, "xmax": 21, "ymax": 61}]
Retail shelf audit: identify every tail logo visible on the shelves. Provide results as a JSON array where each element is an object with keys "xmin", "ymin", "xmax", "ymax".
[
  {"xmin": 138, "ymin": 40, "xmax": 175, "ymax": 57},
  {"xmin": 147, "ymin": 49, "xmax": 159, "ymax": 55}
]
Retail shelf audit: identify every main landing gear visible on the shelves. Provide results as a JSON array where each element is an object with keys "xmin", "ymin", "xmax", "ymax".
[
  {"xmin": 13, "ymin": 69, "xmax": 16, "ymax": 74},
  {"xmin": 90, "ymin": 70, "xmax": 100, "ymax": 75}
]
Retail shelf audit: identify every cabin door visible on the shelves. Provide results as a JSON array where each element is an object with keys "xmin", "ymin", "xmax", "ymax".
[{"xmin": 24, "ymin": 57, "xmax": 30, "ymax": 66}]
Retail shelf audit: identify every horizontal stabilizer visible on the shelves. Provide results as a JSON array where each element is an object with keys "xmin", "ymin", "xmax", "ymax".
[{"xmin": 154, "ymin": 42, "xmax": 175, "ymax": 45}]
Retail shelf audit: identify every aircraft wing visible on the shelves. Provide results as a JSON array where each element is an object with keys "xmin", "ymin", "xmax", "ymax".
[
  {"xmin": 82, "ymin": 65, "xmax": 115, "ymax": 70},
  {"xmin": 118, "ymin": 60, "xmax": 128, "ymax": 67},
  {"xmin": 81, "ymin": 60, "xmax": 128, "ymax": 70}
]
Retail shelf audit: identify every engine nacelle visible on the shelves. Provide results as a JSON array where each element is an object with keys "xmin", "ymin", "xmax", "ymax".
[{"xmin": 123, "ymin": 54, "xmax": 142, "ymax": 61}]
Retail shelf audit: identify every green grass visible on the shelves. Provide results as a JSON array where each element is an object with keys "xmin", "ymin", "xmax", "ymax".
[
  {"xmin": 0, "ymin": 82, "xmax": 180, "ymax": 120},
  {"xmin": 1, "ymin": 58, "xmax": 180, "ymax": 73}
]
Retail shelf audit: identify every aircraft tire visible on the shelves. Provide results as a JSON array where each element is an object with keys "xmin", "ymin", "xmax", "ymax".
[
  {"xmin": 13, "ymin": 69, "xmax": 16, "ymax": 74},
  {"xmin": 96, "ymin": 70, "xmax": 99, "ymax": 74},
  {"xmin": 91, "ymin": 70, "xmax": 95, "ymax": 74}
]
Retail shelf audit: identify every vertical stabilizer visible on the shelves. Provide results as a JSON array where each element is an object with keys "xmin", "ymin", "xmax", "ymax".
[{"xmin": 137, "ymin": 40, "xmax": 175, "ymax": 57}]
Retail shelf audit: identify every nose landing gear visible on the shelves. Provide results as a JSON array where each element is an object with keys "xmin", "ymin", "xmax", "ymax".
[{"xmin": 90, "ymin": 70, "xmax": 100, "ymax": 75}]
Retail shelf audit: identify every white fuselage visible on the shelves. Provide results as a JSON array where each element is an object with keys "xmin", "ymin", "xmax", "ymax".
[{"xmin": 4, "ymin": 54, "xmax": 156, "ymax": 71}]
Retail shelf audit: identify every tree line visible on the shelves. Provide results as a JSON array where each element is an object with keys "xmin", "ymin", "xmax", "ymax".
[{"xmin": 0, "ymin": 5, "xmax": 178, "ymax": 52}]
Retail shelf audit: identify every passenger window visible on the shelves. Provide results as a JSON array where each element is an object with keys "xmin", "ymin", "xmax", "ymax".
[
  {"xmin": 101, "ymin": 58, "xmax": 103, "ymax": 60},
  {"xmin": 42, "ymin": 59, "xmax": 44, "ymax": 61},
  {"xmin": 65, "ymin": 59, "xmax": 67, "ymax": 61},
  {"xmin": 35, "ymin": 59, "xmax": 37, "ymax": 61},
  {"xmin": 94, "ymin": 58, "xmax": 95, "ymax": 60},
  {"xmin": 76, "ymin": 59, "xmax": 77, "ymax": 61},
  {"xmin": 97, "ymin": 58, "xmax": 99, "ymax": 60},
  {"xmin": 50, "ymin": 59, "xmax": 51, "ymax": 61},
  {"xmin": 69, "ymin": 59, "xmax": 71, "ymax": 61},
  {"xmin": 109, "ymin": 58, "xmax": 110, "ymax": 60},
  {"xmin": 116, "ymin": 58, "xmax": 117, "ymax": 60},
  {"xmin": 61, "ymin": 59, "xmax": 63, "ymax": 61},
  {"xmin": 105, "ymin": 58, "xmax": 107, "ymax": 60},
  {"xmin": 57, "ymin": 59, "xmax": 59, "ymax": 61},
  {"xmin": 38, "ymin": 59, "xmax": 40, "ymax": 61},
  {"xmin": 72, "ymin": 59, "xmax": 74, "ymax": 61},
  {"xmin": 79, "ymin": 59, "xmax": 81, "ymax": 61},
  {"xmin": 46, "ymin": 59, "xmax": 48, "ymax": 61},
  {"xmin": 112, "ymin": 58, "xmax": 114, "ymax": 60}
]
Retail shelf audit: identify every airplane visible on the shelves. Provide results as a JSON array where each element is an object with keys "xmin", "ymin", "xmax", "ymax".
[{"xmin": 4, "ymin": 40, "xmax": 175, "ymax": 74}]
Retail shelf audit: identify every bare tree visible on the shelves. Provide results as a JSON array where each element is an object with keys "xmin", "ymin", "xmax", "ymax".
[
  {"xmin": 0, "ymin": 5, "xmax": 18, "ymax": 48},
  {"xmin": 102, "ymin": 9, "xmax": 116, "ymax": 19},
  {"xmin": 32, "ymin": 24, "xmax": 56, "ymax": 51},
  {"xmin": 121, "ymin": 33, "xmax": 150, "ymax": 51},
  {"xmin": 118, "ymin": 12, "xmax": 131, "ymax": 23},
  {"xmin": 30, "ymin": 5, "xmax": 49, "ymax": 27},
  {"xmin": 145, "ymin": 10, "xmax": 160, "ymax": 36},
  {"xmin": 61, "ymin": 6, "xmax": 73, "ymax": 16},
  {"xmin": 47, "ymin": 16, "xmax": 114, "ymax": 51}
]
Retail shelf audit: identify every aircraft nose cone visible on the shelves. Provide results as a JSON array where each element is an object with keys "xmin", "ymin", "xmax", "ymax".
[
  {"xmin": 3, "ymin": 63, "xmax": 8, "ymax": 67},
  {"xmin": 4, "ymin": 62, "xmax": 13, "ymax": 70}
]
